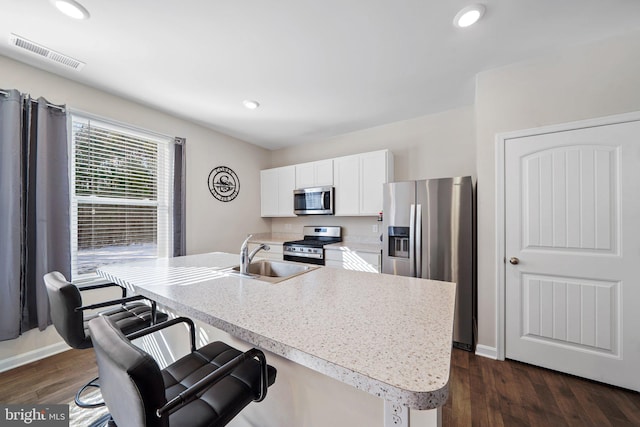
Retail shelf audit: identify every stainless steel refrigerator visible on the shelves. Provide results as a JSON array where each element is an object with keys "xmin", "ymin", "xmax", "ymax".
[{"xmin": 382, "ymin": 176, "xmax": 475, "ymax": 351}]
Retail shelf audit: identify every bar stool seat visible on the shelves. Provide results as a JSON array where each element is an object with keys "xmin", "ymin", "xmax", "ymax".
[
  {"xmin": 44, "ymin": 271, "xmax": 169, "ymax": 408},
  {"xmin": 89, "ymin": 315, "xmax": 277, "ymax": 427}
]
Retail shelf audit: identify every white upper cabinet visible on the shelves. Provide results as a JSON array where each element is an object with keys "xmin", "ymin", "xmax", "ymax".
[
  {"xmin": 260, "ymin": 166, "xmax": 295, "ymax": 217},
  {"xmin": 360, "ymin": 150, "xmax": 390, "ymax": 215},
  {"xmin": 295, "ymin": 159, "xmax": 333, "ymax": 189},
  {"xmin": 333, "ymin": 154, "xmax": 361, "ymax": 215},
  {"xmin": 260, "ymin": 168, "xmax": 279, "ymax": 216},
  {"xmin": 261, "ymin": 150, "xmax": 392, "ymax": 217},
  {"xmin": 334, "ymin": 150, "xmax": 394, "ymax": 216}
]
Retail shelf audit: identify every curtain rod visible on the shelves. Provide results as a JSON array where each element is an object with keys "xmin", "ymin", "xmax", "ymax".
[
  {"xmin": 0, "ymin": 89, "xmax": 65, "ymax": 111},
  {"xmin": 30, "ymin": 98, "xmax": 65, "ymax": 112}
]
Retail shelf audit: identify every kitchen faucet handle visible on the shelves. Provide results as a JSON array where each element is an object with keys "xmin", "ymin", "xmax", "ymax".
[{"xmin": 241, "ymin": 234, "xmax": 253, "ymax": 248}]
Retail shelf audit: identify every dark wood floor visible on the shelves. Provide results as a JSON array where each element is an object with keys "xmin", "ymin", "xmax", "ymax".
[
  {"xmin": 0, "ymin": 349, "xmax": 98, "ymax": 405},
  {"xmin": 442, "ymin": 348, "xmax": 640, "ymax": 427},
  {"xmin": 1, "ymin": 348, "xmax": 639, "ymax": 426}
]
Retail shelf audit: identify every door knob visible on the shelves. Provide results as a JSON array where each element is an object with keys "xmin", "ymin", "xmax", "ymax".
[{"xmin": 509, "ymin": 257, "xmax": 519, "ymax": 265}]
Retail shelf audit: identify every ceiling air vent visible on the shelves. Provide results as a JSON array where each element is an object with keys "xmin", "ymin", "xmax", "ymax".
[{"xmin": 8, "ymin": 33, "xmax": 85, "ymax": 70}]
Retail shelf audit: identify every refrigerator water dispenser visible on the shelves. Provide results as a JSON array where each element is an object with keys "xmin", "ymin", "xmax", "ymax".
[{"xmin": 388, "ymin": 226, "xmax": 410, "ymax": 258}]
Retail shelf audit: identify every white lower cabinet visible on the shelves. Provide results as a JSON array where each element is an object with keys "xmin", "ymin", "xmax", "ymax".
[
  {"xmin": 325, "ymin": 249, "xmax": 381, "ymax": 273},
  {"xmin": 249, "ymin": 243, "xmax": 283, "ymax": 260}
]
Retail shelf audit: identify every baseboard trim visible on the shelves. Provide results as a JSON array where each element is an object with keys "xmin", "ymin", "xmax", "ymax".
[
  {"xmin": 0, "ymin": 341, "xmax": 70, "ymax": 373},
  {"xmin": 475, "ymin": 344, "xmax": 498, "ymax": 360}
]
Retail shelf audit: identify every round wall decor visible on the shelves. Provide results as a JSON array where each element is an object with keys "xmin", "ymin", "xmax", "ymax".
[{"xmin": 208, "ymin": 166, "xmax": 239, "ymax": 202}]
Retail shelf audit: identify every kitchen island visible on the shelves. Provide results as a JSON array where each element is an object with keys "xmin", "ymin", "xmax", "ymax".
[{"xmin": 97, "ymin": 252, "xmax": 456, "ymax": 427}]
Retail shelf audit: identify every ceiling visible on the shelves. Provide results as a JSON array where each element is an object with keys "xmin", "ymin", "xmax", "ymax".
[{"xmin": 2, "ymin": 0, "xmax": 640, "ymax": 150}]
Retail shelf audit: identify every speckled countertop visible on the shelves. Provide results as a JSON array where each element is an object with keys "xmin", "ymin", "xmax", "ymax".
[
  {"xmin": 97, "ymin": 252, "xmax": 456, "ymax": 410},
  {"xmin": 249, "ymin": 233, "xmax": 383, "ymax": 254},
  {"xmin": 247, "ymin": 232, "xmax": 301, "ymax": 245},
  {"xmin": 325, "ymin": 240, "xmax": 382, "ymax": 254}
]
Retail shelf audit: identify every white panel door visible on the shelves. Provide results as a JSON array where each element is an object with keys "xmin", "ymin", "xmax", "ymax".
[{"xmin": 505, "ymin": 120, "xmax": 640, "ymax": 391}]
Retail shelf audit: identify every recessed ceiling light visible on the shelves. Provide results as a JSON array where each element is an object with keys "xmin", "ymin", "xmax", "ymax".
[
  {"xmin": 243, "ymin": 100, "xmax": 260, "ymax": 110},
  {"xmin": 453, "ymin": 4, "xmax": 485, "ymax": 28},
  {"xmin": 50, "ymin": 0, "xmax": 90, "ymax": 20}
]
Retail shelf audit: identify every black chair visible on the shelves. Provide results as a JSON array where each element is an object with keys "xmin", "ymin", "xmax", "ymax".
[
  {"xmin": 43, "ymin": 271, "xmax": 169, "ymax": 407},
  {"xmin": 88, "ymin": 315, "xmax": 277, "ymax": 427}
]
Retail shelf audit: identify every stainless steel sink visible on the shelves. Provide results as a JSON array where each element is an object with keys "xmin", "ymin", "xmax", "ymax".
[{"xmin": 229, "ymin": 260, "xmax": 317, "ymax": 283}]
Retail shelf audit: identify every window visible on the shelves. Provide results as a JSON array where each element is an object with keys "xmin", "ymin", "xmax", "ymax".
[{"xmin": 70, "ymin": 113, "xmax": 175, "ymax": 278}]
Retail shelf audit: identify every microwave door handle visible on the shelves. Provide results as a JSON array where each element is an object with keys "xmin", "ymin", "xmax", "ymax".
[{"xmin": 321, "ymin": 191, "xmax": 326, "ymax": 210}]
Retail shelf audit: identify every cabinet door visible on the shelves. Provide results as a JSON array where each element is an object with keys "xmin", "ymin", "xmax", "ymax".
[
  {"xmin": 261, "ymin": 166, "xmax": 295, "ymax": 217},
  {"xmin": 295, "ymin": 160, "xmax": 333, "ymax": 188},
  {"xmin": 314, "ymin": 159, "xmax": 334, "ymax": 186},
  {"xmin": 360, "ymin": 151, "xmax": 388, "ymax": 215},
  {"xmin": 333, "ymin": 155, "xmax": 360, "ymax": 215},
  {"xmin": 325, "ymin": 249, "xmax": 381, "ymax": 272},
  {"xmin": 277, "ymin": 166, "xmax": 296, "ymax": 216},
  {"xmin": 260, "ymin": 169, "xmax": 279, "ymax": 217},
  {"xmin": 295, "ymin": 163, "xmax": 314, "ymax": 188},
  {"xmin": 295, "ymin": 162, "xmax": 315, "ymax": 189}
]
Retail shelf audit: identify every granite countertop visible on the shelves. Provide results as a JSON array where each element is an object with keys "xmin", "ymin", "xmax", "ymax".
[
  {"xmin": 247, "ymin": 232, "xmax": 301, "ymax": 245},
  {"xmin": 325, "ymin": 240, "xmax": 382, "ymax": 254},
  {"xmin": 97, "ymin": 252, "xmax": 455, "ymax": 410},
  {"xmin": 250, "ymin": 232, "xmax": 383, "ymax": 254}
]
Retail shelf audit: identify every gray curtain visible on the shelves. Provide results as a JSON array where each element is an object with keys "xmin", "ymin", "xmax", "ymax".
[
  {"xmin": 0, "ymin": 89, "xmax": 70, "ymax": 341},
  {"xmin": 173, "ymin": 137, "xmax": 186, "ymax": 257}
]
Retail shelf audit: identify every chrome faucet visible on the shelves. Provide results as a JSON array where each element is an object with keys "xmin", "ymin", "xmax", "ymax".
[{"xmin": 240, "ymin": 235, "xmax": 270, "ymax": 275}]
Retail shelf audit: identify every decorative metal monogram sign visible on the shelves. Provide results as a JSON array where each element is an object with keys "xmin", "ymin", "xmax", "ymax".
[{"xmin": 208, "ymin": 166, "xmax": 240, "ymax": 202}]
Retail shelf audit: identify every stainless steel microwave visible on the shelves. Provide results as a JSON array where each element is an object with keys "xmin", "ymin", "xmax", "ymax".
[{"xmin": 293, "ymin": 186, "xmax": 334, "ymax": 215}]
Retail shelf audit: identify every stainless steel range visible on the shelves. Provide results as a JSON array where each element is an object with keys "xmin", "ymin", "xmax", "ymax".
[{"xmin": 283, "ymin": 226, "xmax": 342, "ymax": 265}]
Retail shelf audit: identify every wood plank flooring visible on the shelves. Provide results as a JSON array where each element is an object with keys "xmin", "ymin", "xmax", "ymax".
[
  {"xmin": 442, "ymin": 348, "xmax": 640, "ymax": 427},
  {"xmin": 0, "ymin": 349, "xmax": 98, "ymax": 405},
  {"xmin": 1, "ymin": 348, "xmax": 639, "ymax": 426}
]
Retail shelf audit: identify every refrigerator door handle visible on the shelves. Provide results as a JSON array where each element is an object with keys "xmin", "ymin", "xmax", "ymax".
[
  {"xmin": 416, "ymin": 203, "xmax": 423, "ymax": 278},
  {"xmin": 409, "ymin": 204, "xmax": 416, "ymax": 277}
]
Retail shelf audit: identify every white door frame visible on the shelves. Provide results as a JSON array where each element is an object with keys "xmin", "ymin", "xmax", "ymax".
[{"xmin": 494, "ymin": 110, "xmax": 640, "ymax": 361}]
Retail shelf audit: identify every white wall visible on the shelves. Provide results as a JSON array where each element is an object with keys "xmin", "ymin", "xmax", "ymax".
[
  {"xmin": 475, "ymin": 30, "xmax": 640, "ymax": 349},
  {"xmin": 271, "ymin": 105, "xmax": 476, "ymax": 182},
  {"xmin": 0, "ymin": 55, "xmax": 272, "ymax": 365}
]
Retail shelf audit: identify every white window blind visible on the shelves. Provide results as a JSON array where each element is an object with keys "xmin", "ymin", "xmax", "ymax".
[{"xmin": 70, "ymin": 114, "xmax": 174, "ymax": 278}]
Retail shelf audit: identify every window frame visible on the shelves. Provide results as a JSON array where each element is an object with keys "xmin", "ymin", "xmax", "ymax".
[{"xmin": 68, "ymin": 111, "xmax": 175, "ymax": 280}]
